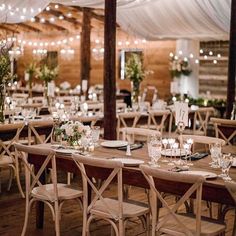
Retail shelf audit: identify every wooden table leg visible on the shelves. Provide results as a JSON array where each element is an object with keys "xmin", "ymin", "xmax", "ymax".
[{"xmin": 35, "ymin": 165, "xmax": 46, "ymax": 229}]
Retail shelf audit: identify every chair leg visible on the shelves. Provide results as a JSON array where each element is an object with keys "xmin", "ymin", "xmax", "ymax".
[
  {"xmin": 146, "ymin": 213, "xmax": 150, "ymax": 236},
  {"xmin": 0, "ymin": 168, "xmax": 2, "ymax": 193},
  {"xmin": 7, "ymin": 167, "xmax": 13, "ymax": 191},
  {"xmin": 67, "ymin": 172, "xmax": 71, "ymax": 185},
  {"xmin": 54, "ymin": 201, "xmax": 60, "ymax": 236},
  {"xmin": 21, "ymin": 199, "xmax": 30, "ymax": 236},
  {"xmin": 12, "ymin": 163, "xmax": 25, "ymax": 198}
]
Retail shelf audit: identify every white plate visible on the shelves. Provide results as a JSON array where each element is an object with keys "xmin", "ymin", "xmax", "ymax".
[
  {"xmin": 112, "ymin": 158, "xmax": 144, "ymax": 166},
  {"xmin": 161, "ymin": 149, "xmax": 190, "ymax": 157},
  {"xmin": 55, "ymin": 148, "xmax": 78, "ymax": 155},
  {"xmin": 101, "ymin": 140, "xmax": 128, "ymax": 148},
  {"xmin": 182, "ymin": 171, "xmax": 217, "ymax": 179}
]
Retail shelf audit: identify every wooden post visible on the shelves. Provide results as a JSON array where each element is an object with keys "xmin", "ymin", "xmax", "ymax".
[
  {"xmin": 80, "ymin": 8, "xmax": 91, "ymax": 95},
  {"xmin": 226, "ymin": 0, "xmax": 236, "ymax": 118},
  {"xmin": 103, "ymin": 0, "xmax": 117, "ymax": 140}
]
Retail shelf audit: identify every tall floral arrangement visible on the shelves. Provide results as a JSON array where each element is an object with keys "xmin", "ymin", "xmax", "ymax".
[
  {"xmin": 169, "ymin": 55, "xmax": 192, "ymax": 78},
  {"xmin": 26, "ymin": 61, "xmax": 37, "ymax": 89},
  {"xmin": 125, "ymin": 54, "xmax": 145, "ymax": 103},
  {"xmin": 36, "ymin": 64, "xmax": 58, "ymax": 84},
  {"xmin": 36, "ymin": 64, "xmax": 58, "ymax": 104}
]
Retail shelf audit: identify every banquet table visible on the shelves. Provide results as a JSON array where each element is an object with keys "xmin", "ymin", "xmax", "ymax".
[{"xmin": 27, "ymin": 142, "xmax": 236, "ymax": 229}]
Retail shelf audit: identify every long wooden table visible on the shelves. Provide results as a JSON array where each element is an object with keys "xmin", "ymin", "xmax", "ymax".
[{"xmin": 27, "ymin": 143, "xmax": 236, "ymax": 229}]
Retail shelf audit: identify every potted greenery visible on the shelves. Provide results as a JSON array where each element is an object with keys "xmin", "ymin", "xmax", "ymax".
[
  {"xmin": 36, "ymin": 65, "xmax": 58, "ymax": 105},
  {"xmin": 125, "ymin": 53, "xmax": 145, "ymax": 103}
]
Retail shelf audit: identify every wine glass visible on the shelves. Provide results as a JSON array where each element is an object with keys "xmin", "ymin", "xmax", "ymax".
[
  {"xmin": 167, "ymin": 138, "xmax": 175, "ymax": 166},
  {"xmin": 172, "ymin": 142, "xmax": 179, "ymax": 165},
  {"xmin": 219, "ymin": 154, "xmax": 233, "ymax": 181},
  {"xmin": 161, "ymin": 138, "xmax": 168, "ymax": 163},
  {"xmin": 209, "ymin": 143, "xmax": 221, "ymax": 168},
  {"xmin": 183, "ymin": 143, "xmax": 190, "ymax": 167},
  {"xmin": 186, "ymin": 138, "xmax": 193, "ymax": 166}
]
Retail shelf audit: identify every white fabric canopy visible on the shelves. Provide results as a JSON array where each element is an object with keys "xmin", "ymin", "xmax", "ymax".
[{"xmin": 0, "ymin": 0, "xmax": 231, "ymax": 40}]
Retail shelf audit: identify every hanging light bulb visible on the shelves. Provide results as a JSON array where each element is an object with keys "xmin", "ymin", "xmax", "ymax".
[{"xmin": 199, "ymin": 49, "xmax": 204, "ymax": 54}]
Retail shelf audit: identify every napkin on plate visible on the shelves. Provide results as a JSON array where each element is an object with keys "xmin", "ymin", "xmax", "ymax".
[
  {"xmin": 187, "ymin": 152, "xmax": 208, "ymax": 161},
  {"xmin": 117, "ymin": 143, "xmax": 143, "ymax": 151}
]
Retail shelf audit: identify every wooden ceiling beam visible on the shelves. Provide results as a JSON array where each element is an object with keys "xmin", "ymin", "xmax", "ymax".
[
  {"xmin": 37, "ymin": 12, "xmax": 78, "ymax": 33},
  {"xmin": 0, "ymin": 24, "xmax": 20, "ymax": 34},
  {"xmin": 23, "ymin": 20, "xmax": 62, "ymax": 33},
  {"xmin": 18, "ymin": 23, "xmax": 41, "ymax": 33}
]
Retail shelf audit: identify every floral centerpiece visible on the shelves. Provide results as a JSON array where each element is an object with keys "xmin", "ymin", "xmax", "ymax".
[
  {"xmin": 169, "ymin": 55, "xmax": 192, "ymax": 78},
  {"xmin": 25, "ymin": 62, "xmax": 37, "ymax": 97},
  {"xmin": 36, "ymin": 65, "xmax": 58, "ymax": 104},
  {"xmin": 56, "ymin": 121, "xmax": 91, "ymax": 147},
  {"xmin": 125, "ymin": 54, "xmax": 145, "ymax": 103}
]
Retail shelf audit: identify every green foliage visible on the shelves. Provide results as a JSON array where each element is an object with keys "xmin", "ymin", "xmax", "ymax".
[
  {"xmin": 0, "ymin": 55, "xmax": 11, "ymax": 84},
  {"xmin": 36, "ymin": 64, "xmax": 58, "ymax": 84},
  {"xmin": 125, "ymin": 54, "xmax": 145, "ymax": 83},
  {"xmin": 26, "ymin": 61, "xmax": 37, "ymax": 78}
]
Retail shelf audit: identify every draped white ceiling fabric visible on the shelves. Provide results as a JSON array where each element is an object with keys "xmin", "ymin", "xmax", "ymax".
[{"xmin": 0, "ymin": 0, "xmax": 231, "ymax": 40}]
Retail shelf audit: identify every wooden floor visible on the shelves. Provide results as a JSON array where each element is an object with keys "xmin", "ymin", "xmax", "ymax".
[{"xmin": 0, "ymin": 168, "xmax": 235, "ymax": 236}]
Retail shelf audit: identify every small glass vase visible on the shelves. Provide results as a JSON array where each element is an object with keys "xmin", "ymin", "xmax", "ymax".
[
  {"xmin": 0, "ymin": 83, "xmax": 6, "ymax": 123},
  {"xmin": 131, "ymin": 81, "xmax": 140, "ymax": 104},
  {"xmin": 44, "ymin": 81, "xmax": 50, "ymax": 106}
]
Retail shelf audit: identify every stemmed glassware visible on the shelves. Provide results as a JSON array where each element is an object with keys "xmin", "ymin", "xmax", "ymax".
[
  {"xmin": 209, "ymin": 143, "xmax": 221, "ymax": 168},
  {"xmin": 167, "ymin": 138, "xmax": 175, "ymax": 166},
  {"xmin": 183, "ymin": 143, "xmax": 190, "ymax": 167},
  {"xmin": 161, "ymin": 138, "xmax": 168, "ymax": 163},
  {"xmin": 172, "ymin": 142, "xmax": 179, "ymax": 164},
  {"xmin": 148, "ymin": 135, "xmax": 162, "ymax": 167},
  {"xmin": 218, "ymin": 154, "xmax": 233, "ymax": 181},
  {"xmin": 91, "ymin": 126, "xmax": 100, "ymax": 147},
  {"xmin": 186, "ymin": 138, "xmax": 193, "ymax": 166}
]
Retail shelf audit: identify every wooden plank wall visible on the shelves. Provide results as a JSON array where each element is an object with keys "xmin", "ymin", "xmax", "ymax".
[
  {"xmin": 199, "ymin": 41, "xmax": 229, "ymax": 99},
  {"xmin": 17, "ymin": 35, "xmax": 176, "ymax": 100}
]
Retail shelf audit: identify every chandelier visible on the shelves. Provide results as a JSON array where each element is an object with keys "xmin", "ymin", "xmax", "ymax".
[
  {"xmin": 60, "ymin": 48, "xmax": 75, "ymax": 60},
  {"xmin": 92, "ymin": 47, "xmax": 104, "ymax": 61},
  {"xmin": 9, "ymin": 46, "xmax": 22, "ymax": 60}
]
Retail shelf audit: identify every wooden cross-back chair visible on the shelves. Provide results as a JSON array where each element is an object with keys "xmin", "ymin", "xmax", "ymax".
[
  {"xmin": 140, "ymin": 165, "xmax": 226, "ymax": 236},
  {"xmin": 116, "ymin": 102, "xmax": 127, "ymax": 112},
  {"xmin": 27, "ymin": 119, "xmax": 54, "ymax": 145},
  {"xmin": 211, "ymin": 118, "xmax": 236, "ymax": 146},
  {"xmin": 192, "ymin": 107, "xmax": 215, "ymax": 136},
  {"xmin": 117, "ymin": 111, "xmax": 142, "ymax": 139},
  {"xmin": 70, "ymin": 115, "xmax": 99, "ymax": 127},
  {"xmin": 225, "ymin": 181, "xmax": 236, "ymax": 236},
  {"xmin": 146, "ymin": 110, "xmax": 171, "ymax": 135},
  {"xmin": 179, "ymin": 135, "xmax": 225, "ymax": 153},
  {"xmin": 0, "ymin": 122, "xmax": 25, "ymax": 197},
  {"xmin": 14, "ymin": 143, "xmax": 83, "ymax": 236},
  {"xmin": 72, "ymin": 154, "xmax": 150, "ymax": 236},
  {"xmin": 122, "ymin": 127, "xmax": 161, "ymax": 144},
  {"xmin": 87, "ymin": 103, "xmax": 103, "ymax": 113}
]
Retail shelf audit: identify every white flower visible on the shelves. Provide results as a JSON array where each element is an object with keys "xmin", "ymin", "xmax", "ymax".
[{"xmin": 65, "ymin": 126, "xmax": 74, "ymax": 136}]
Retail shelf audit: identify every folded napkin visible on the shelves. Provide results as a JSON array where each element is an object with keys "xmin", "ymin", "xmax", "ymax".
[
  {"xmin": 187, "ymin": 152, "xmax": 208, "ymax": 161},
  {"xmin": 117, "ymin": 143, "xmax": 143, "ymax": 151}
]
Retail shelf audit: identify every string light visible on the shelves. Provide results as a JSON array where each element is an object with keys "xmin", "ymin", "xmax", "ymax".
[{"xmin": 199, "ymin": 49, "xmax": 204, "ymax": 54}]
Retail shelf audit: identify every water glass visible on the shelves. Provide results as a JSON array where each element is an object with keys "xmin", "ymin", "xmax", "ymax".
[
  {"xmin": 209, "ymin": 143, "xmax": 221, "ymax": 168},
  {"xmin": 148, "ymin": 136, "xmax": 162, "ymax": 167},
  {"xmin": 219, "ymin": 154, "xmax": 233, "ymax": 181},
  {"xmin": 91, "ymin": 126, "xmax": 100, "ymax": 146}
]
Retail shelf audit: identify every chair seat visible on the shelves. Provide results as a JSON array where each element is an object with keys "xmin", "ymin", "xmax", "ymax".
[
  {"xmin": 32, "ymin": 183, "xmax": 83, "ymax": 201},
  {"xmin": 90, "ymin": 198, "xmax": 149, "ymax": 219},
  {"xmin": 160, "ymin": 214, "xmax": 225, "ymax": 236},
  {"xmin": 0, "ymin": 155, "xmax": 13, "ymax": 165}
]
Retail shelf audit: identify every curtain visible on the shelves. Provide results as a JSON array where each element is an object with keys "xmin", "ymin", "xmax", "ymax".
[{"xmin": 0, "ymin": 0, "xmax": 231, "ymax": 40}]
